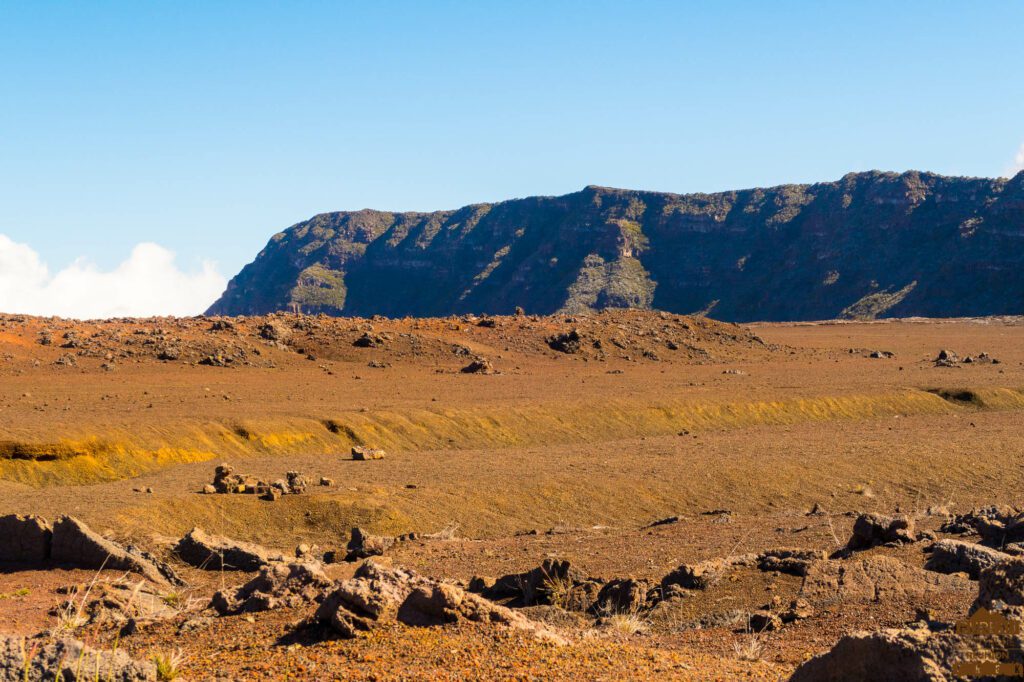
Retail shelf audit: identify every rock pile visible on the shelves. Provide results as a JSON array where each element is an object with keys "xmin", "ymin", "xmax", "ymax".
[
  {"xmin": 204, "ymin": 463, "xmax": 310, "ymax": 501},
  {"xmin": 311, "ymin": 561, "xmax": 564, "ymax": 644}
]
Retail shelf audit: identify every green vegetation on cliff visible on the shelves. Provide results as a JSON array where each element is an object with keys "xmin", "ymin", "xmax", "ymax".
[{"xmin": 208, "ymin": 171, "xmax": 1024, "ymax": 321}]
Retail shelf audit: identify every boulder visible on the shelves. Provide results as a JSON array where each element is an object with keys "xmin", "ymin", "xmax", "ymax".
[
  {"xmin": 926, "ymin": 539, "xmax": 1011, "ymax": 579},
  {"xmin": 174, "ymin": 527, "xmax": 284, "ymax": 571},
  {"xmin": 50, "ymin": 516, "xmax": 168, "ymax": 585},
  {"xmin": 286, "ymin": 471, "xmax": 307, "ymax": 494},
  {"xmin": 974, "ymin": 557, "xmax": 1024, "ymax": 616},
  {"xmin": 546, "ymin": 330, "xmax": 583, "ymax": 354},
  {"xmin": 593, "ymin": 578, "xmax": 649, "ymax": 615},
  {"xmin": 211, "ymin": 561, "xmax": 333, "ymax": 614},
  {"xmin": 351, "ymin": 446, "xmax": 386, "ymax": 461},
  {"xmin": 0, "ymin": 634, "xmax": 155, "ymax": 681},
  {"xmin": 352, "ymin": 332, "xmax": 384, "ymax": 348},
  {"xmin": 314, "ymin": 561, "xmax": 427, "ymax": 638},
  {"xmin": 0, "ymin": 514, "xmax": 51, "ymax": 563},
  {"xmin": 488, "ymin": 559, "xmax": 584, "ymax": 606},
  {"xmin": 212, "ymin": 463, "xmax": 244, "ymax": 494},
  {"xmin": 802, "ymin": 557, "xmax": 971, "ymax": 607},
  {"xmin": 460, "ymin": 358, "xmax": 496, "ymax": 374},
  {"xmin": 846, "ymin": 513, "xmax": 917, "ymax": 550},
  {"xmin": 748, "ymin": 609, "xmax": 783, "ymax": 632},
  {"xmin": 345, "ymin": 528, "xmax": 396, "ymax": 561},
  {"xmin": 790, "ymin": 627, "xmax": 945, "ymax": 681}
]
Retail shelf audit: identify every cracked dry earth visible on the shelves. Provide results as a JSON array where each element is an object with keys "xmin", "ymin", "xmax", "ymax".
[{"xmin": 0, "ymin": 310, "xmax": 1022, "ymax": 680}]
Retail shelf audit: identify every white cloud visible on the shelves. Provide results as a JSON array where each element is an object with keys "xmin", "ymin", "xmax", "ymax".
[
  {"xmin": 1005, "ymin": 142, "xmax": 1024, "ymax": 178},
  {"xmin": 0, "ymin": 235, "xmax": 226, "ymax": 319}
]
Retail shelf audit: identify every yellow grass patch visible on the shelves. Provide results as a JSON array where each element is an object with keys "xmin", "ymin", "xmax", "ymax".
[{"xmin": 2, "ymin": 387, "xmax": 1020, "ymax": 487}]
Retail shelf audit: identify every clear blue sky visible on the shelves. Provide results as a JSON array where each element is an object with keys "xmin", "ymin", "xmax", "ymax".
[{"xmin": 1, "ymin": 1, "xmax": 1022, "ymax": 286}]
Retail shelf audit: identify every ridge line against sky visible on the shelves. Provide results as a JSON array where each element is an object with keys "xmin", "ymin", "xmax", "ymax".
[{"xmin": 0, "ymin": 2, "xmax": 1022, "ymax": 317}]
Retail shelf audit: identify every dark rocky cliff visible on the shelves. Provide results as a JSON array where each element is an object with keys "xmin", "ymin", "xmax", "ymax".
[{"xmin": 207, "ymin": 171, "xmax": 1024, "ymax": 321}]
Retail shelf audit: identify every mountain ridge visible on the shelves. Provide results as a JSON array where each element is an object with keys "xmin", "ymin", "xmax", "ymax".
[{"xmin": 207, "ymin": 170, "xmax": 1024, "ymax": 322}]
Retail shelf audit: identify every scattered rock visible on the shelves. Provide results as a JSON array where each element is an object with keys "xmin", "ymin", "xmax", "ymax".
[
  {"xmin": 312, "ymin": 561, "xmax": 564, "ymax": 644},
  {"xmin": 661, "ymin": 554, "xmax": 758, "ymax": 591},
  {"xmin": 174, "ymin": 527, "xmax": 284, "ymax": 571},
  {"xmin": 790, "ymin": 626, "xmax": 946, "ymax": 681},
  {"xmin": 757, "ymin": 547, "xmax": 826, "ymax": 576}
]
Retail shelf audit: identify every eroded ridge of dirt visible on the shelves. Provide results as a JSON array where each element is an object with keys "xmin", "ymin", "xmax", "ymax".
[{"xmin": 0, "ymin": 314, "xmax": 1022, "ymax": 679}]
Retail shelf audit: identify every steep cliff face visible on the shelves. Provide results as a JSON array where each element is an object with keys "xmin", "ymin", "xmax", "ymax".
[{"xmin": 207, "ymin": 171, "xmax": 1024, "ymax": 321}]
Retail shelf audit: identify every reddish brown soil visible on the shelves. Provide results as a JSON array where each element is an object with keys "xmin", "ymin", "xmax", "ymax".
[{"xmin": 0, "ymin": 311, "xmax": 1022, "ymax": 679}]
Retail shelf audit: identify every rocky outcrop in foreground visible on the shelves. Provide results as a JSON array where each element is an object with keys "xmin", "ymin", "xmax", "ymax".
[{"xmin": 0, "ymin": 635, "xmax": 155, "ymax": 681}]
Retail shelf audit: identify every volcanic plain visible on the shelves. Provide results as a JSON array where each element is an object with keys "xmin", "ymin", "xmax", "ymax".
[{"xmin": 0, "ymin": 310, "xmax": 1022, "ymax": 680}]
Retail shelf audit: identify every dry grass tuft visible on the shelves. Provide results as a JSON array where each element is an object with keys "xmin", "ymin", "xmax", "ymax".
[{"xmin": 152, "ymin": 649, "xmax": 184, "ymax": 681}]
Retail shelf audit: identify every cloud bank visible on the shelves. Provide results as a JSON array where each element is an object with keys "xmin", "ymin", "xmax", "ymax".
[
  {"xmin": 1007, "ymin": 141, "xmax": 1024, "ymax": 175},
  {"xmin": 1006, "ymin": 142, "xmax": 1024, "ymax": 178},
  {"xmin": 0, "ymin": 235, "xmax": 226, "ymax": 319}
]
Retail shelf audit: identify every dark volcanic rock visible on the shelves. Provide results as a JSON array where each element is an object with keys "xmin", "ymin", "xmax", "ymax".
[
  {"xmin": 845, "ymin": 513, "xmax": 917, "ymax": 550},
  {"xmin": 0, "ymin": 635, "xmax": 155, "ymax": 681},
  {"xmin": 50, "ymin": 516, "xmax": 168, "ymax": 584},
  {"xmin": 0, "ymin": 514, "xmax": 51, "ymax": 563},
  {"xmin": 174, "ymin": 527, "xmax": 284, "ymax": 571},
  {"xmin": 206, "ymin": 172, "xmax": 1024, "ymax": 321},
  {"xmin": 925, "ymin": 539, "xmax": 1011, "ymax": 579},
  {"xmin": 211, "ymin": 561, "xmax": 333, "ymax": 614}
]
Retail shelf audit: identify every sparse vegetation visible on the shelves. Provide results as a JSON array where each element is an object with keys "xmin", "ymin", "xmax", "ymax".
[{"xmin": 152, "ymin": 650, "xmax": 184, "ymax": 681}]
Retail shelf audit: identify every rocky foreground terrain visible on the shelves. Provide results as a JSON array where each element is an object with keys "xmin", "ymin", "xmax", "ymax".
[
  {"xmin": 208, "ymin": 170, "xmax": 1024, "ymax": 321},
  {"xmin": 0, "ymin": 310, "xmax": 1022, "ymax": 679}
]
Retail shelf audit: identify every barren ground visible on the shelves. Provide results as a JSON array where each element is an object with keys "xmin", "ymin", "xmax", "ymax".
[{"xmin": 0, "ymin": 310, "xmax": 1021, "ymax": 680}]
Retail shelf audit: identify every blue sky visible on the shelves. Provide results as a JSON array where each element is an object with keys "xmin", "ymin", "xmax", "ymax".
[{"xmin": 0, "ymin": 2, "xmax": 1022, "ymax": 316}]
